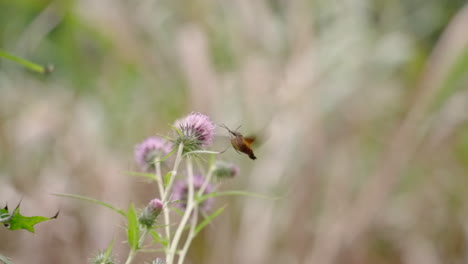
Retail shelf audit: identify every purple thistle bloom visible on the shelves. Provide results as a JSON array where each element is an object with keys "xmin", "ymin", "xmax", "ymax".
[
  {"xmin": 173, "ymin": 112, "xmax": 215, "ymax": 152},
  {"xmin": 135, "ymin": 136, "xmax": 172, "ymax": 171},
  {"xmin": 172, "ymin": 174, "xmax": 214, "ymax": 212}
]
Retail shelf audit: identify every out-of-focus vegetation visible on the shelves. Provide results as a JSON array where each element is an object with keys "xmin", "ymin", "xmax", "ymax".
[{"xmin": 1, "ymin": 0, "xmax": 468, "ymax": 263}]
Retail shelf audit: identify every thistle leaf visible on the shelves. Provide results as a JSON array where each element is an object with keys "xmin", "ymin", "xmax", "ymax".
[
  {"xmin": 0, "ymin": 203, "xmax": 58, "ymax": 233},
  {"xmin": 127, "ymin": 203, "xmax": 139, "ymax": 250}
]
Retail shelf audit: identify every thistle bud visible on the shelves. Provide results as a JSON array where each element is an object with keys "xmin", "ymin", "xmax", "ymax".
[
  {"xmin": 139, "ymin": 199, "xmax": 163, "ymax": 228},
  {"xmin": 213, "ymin": 161, "xmax": 239, "ymax": 180}
]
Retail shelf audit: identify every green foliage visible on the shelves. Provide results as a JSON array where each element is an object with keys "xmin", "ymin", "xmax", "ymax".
[
  {"xmin": 0, "ymin": 203, "xmax": 58, "ymax": 233},
  {"xmin": 126, "ymin": 203, "xmax": 140, "ymax": 251}
]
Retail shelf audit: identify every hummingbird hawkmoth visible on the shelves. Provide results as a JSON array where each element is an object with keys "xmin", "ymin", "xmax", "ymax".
[{"xmin": 220, "ymin": 124, "xmax": 257, "ymax": 160}]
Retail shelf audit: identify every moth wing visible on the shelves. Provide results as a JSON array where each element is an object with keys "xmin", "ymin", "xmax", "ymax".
[{"xmin": 243, "ymin": 137, "xmax": 256, "ymax": 147}]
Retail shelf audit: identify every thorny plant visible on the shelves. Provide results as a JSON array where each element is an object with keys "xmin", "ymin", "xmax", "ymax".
[{"xmin": 55, "ymin": 112, "xmax": 256, "ymax": 264}]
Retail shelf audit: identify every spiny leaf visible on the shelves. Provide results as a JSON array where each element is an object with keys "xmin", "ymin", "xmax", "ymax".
[
  {"xmin": 0, "ymin": 202, "xmax": 58, "ymax": 233},
  {"xmin": 127, "ymin": 203, "xmax": 139, "ymax": 250},
  {"xmin": 53, "ymin": 193, "xmax": 126, "ymax": 217}
]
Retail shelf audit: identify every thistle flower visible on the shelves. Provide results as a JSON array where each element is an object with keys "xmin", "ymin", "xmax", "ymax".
[
  {"xmin": 135, "ymin": 137, "xmax": 172, "ymax": 171},
  {"xmin": 173, "ymin": 112, "xmax": 215, "ymax": 153},
  {"xmin": 213, "ymin": 161, "xmax": 239, "ymax": 180},
  {"xmin": 139, "ymin": 198, "xmax": 163, "ymax": 228},
  {"xmin": 90, "ymin": 251, "xmax": 116, "ymax": 264},
  {"xmin": 172, "ymin": 174, "xmax": 214, "ymax": 212}
]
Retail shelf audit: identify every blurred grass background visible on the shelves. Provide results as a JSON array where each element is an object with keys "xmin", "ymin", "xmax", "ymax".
[{"xmin": 1, "ymin": 0, "xmax": 468, "ymax": 263}]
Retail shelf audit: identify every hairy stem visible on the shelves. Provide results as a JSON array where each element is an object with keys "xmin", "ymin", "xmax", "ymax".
[{"xmin": 167, "ymin": 158, "xmax": 196, "ymax": 264}]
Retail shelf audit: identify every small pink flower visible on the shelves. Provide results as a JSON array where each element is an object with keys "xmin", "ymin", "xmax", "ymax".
[
  {"xmin": 172, "ymin": 174, "xmax": 214, "ymax": 212},
  {"xmin": 135, "ymin": 137, "xmax": 172, "ymax": 171}
]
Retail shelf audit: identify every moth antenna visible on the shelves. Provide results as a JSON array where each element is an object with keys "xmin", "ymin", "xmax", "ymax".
[
  {"xmin": 217, "ymin": 123, "xmax": 227, "ymax": 130},
  {"xmin": 218, "ymin": 123, "xmax": 235, "ymax": 134}
]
